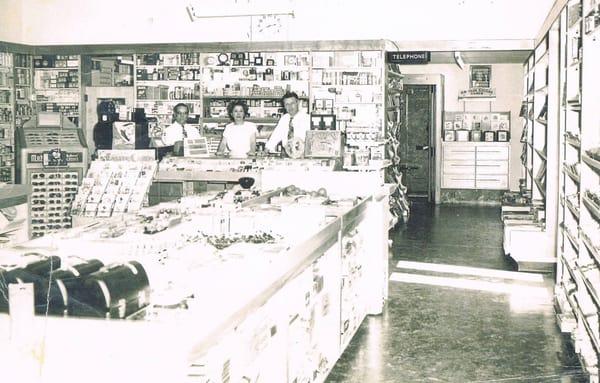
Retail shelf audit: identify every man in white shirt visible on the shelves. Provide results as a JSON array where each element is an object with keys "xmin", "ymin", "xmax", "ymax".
[
  {"xmin": 162, "ymin": 103, "xmax": 201, "ymax": 155},
  {"xmin": 265, "ymin": 92, "xmax": 310, "ymax": 154}
]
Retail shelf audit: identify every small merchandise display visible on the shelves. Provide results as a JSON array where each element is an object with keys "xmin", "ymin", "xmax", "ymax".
[
  {"xmin": 443, "ymin": 112, "xmax": 511, "ymax": 142},
  {"xmin": 71, "ymin": 150, "xmax": 157, "ymax": 217}
]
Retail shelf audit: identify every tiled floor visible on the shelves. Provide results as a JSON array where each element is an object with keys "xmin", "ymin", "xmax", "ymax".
[{"xmin": 326, "ymin": 201, "xmax": 586, "ymax": 383}]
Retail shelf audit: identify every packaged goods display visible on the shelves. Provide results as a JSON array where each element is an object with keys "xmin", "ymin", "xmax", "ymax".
[{"xmin": 71, "ymin": 153, "xmax": 157, "ymax": 217}]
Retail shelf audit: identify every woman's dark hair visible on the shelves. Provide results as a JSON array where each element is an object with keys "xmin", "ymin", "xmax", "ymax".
[{"xmin": 227, "ymin": 100, "xmax": 249, "ymax": 122}]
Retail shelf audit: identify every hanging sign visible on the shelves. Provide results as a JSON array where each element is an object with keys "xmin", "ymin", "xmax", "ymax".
[{"xmin": 386, "ymin": 51, "xmax": 431, "ymax": 65}]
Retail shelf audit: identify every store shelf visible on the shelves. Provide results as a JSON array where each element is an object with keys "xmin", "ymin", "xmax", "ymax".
[
  {"xmin": 33, "ymin": 67, "xmax": 79, "ymax": 70},
  {"xmin": 582, "ymin": 235, "xmax": 600, "ymax": 266},
  {"xmin": 344, "ymin": 160, "xmax": 391, "ymax": 172},
  {"xmin": 562, "ymin": 224, "xmax": 579, "ymax": 252},
  {"xmin": 202, "ymin": 117, "xmax": 279, "ymax": 124},
  {"xmin": 136, "ymin": 80, "xmax": 201, "ymax": 84},
  {"xmin": 582, "ymin": 195, "xmax": 600, "ymax": 223},
  {"xmin": 136, "ymin": 99, "xmax": 202, "ymax": 103},
  {"xmin": 534, "ymin": 178, "xmax": 546, "ymax": 198},
  {"xmin": 0, "ymin": 87, "xmax": 12, "ymax": 91},
  {"xmin": 566, "ymin": 199, "xmax": 580, "ymax": 220},
  {"xmin": 535, "ymin": 148, "xmax": 547, "ymax": 161},
  {"xmin": 566, "ymin": 136, "xmax": 581, "ymax": 149},
  {"xmin": 563, "ymin": 164, "xmax": 581, "ymax": 184},
  {"xmin": 136, "ymin": 64, "xmax": 202, "ymax": 69},
  {"xmin": 203, "ymin": 95, "xmax": 308, "ymax": 100},
  {"xmin": 583, "ymin": 154, "xmax": 600, "ymax": 174}
]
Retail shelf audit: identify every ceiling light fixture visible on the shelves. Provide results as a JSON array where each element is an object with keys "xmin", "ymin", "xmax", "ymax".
[{"xmin": 186, "ymin": 4, "xmax": 294, "ymax": 21}]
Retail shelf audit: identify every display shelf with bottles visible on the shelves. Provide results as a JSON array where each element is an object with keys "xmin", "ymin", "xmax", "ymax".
[
  {"xmin": 200, "ymin": 50, "xmax": 310, "ymax": 133},
  {"xmin": 133, "ymin": 53, "xmax": 204, "ymax": 130},
  {"xmin": 310, "ymin": 51, "xmax": 383, "ymax": 135},
  {"xmin": 13, "ymin": 53, "xmax": 34, "ymax": 131},
  {"xmin": 33, "ymin": 55, "xmax": 81, "ymax": 127}
]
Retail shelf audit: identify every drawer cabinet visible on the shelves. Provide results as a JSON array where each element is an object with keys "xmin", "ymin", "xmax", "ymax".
[
  {"xmin": 442, "ymin": 142, "xmax": 510, "ymax": 190},
  {"xmin": 442, "ymin": 176, "xmax": 475, "ymax": 189},
  {"xmin": 476, "ymin": 160, "xmax": 509, "ymax": 175},
  {"xmin": 476, "ymin": 175, "xmax": 509, "ymax": 189},
  {"xmin": 476, "ymin": 145, "xmax": 510, "ymax": 160},
  {"xmin": 443, "ymin": 160, "xmax": 476, "ymax": 175}
]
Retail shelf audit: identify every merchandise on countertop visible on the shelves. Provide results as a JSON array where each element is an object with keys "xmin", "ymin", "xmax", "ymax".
[{"xmin": 71, "ymin": 152, "xmax": 157, "ymax": 217}]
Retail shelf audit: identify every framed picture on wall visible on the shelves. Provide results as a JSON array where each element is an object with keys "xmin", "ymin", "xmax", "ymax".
[{"xmin": 470, "ymin": 65, "xmax": 491, "ymax": 88}]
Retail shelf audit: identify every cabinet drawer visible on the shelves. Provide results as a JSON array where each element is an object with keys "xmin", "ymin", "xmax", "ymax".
[
  {"xmin": 442, "ymin": 176, "xmax": 475, "ymax": 189},
  {"xmin": 443, "ymin": 147, "xmax": 476, "ymax": 160},
  {"xmin": 476, "ymin": 175, "xmax": 508, "ymax": 190},
  {"xmin": 476, "ymin": 160, "xmax": 509, "ymax": 175},
  {"xmin": 443, "ymin": 160, "xmax": 476, "ymax": 175},
  {"xmin": 476, "ymin": 146, "xmax": 509, "ymax": 160}
]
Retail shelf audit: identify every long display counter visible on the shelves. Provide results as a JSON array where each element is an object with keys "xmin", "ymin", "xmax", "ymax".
[{"xmin": 0, "ymin": 183, "xmax": 390, "ymax": 383}]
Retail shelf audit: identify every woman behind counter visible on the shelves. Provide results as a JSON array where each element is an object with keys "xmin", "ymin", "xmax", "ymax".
[{"xmin": 216, "ymin": 100, "xmax": 258, "ymax": 158}]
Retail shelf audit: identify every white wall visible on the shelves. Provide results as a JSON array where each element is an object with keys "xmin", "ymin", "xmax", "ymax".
[
  {"xmin": 3, "ymin": 0, "xmax": 554, "ymax": 45},
  {"xmin": 401, "ymin": 63, "xmax": 524, "ymax": 191},
  {"xmin": 0, "ymin": 0, "xmax": 23, "ymax": 43}
]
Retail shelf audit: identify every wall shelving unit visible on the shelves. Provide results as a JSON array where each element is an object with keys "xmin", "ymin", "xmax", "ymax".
[
  {"xmin": 0, "ymin": 51, "xmax": 14, "ymax": 183},
  {"xmin": 554, "ymin": 0, "xmax": 600, "ymax": 380},
  {"xmin": 506, "ymin": 22, "xmax": 560, "ymax": 272},
  {"xmin": 32, "ymin": 55, "xmax": 82, "ymax": 128}
]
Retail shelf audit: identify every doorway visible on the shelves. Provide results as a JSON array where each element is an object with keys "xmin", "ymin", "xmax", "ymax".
[{"xmin": 398, "ymin": 84, "xmax": 436, "ymax": 199}]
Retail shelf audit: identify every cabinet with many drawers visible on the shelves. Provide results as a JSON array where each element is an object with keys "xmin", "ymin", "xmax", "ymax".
[{"xmin": 441, "ymin": 142, "xmax": 510, "ymax": 190}]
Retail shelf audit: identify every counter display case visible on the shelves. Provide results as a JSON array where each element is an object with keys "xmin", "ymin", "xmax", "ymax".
[{"xmin": 0, "ymin": 181, "xmax": 390, "ymax": 383}]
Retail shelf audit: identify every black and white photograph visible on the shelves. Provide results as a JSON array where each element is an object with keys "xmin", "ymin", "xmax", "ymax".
[{"xmin": 0, "ymin": 0, "xmax": 599, "ymax": 382}]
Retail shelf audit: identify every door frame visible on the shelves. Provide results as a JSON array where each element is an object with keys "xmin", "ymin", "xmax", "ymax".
[{"xmin": 402, "ymin": 74, "xmax": 444, "ymax": 204}]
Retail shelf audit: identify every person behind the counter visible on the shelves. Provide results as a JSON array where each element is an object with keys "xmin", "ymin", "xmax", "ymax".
[
  {"xmin": 216, "ymin": 100, "xmax": 258, "ymax": 158},
  {"xmin": 162, "ymin": 103, "xmax": 201, "ymax": 156},
  {"xmin": 265, "ymin": 91, "xmax": 310, "ymax": 155}
]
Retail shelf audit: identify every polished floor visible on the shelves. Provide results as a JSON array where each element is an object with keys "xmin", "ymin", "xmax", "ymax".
[{"xmin": 326, "ymin": 201, "xmax": 586, "ymax": 383}]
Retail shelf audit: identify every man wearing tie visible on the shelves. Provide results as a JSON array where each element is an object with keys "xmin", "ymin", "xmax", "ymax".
[
  {"xmin": 162, "ymin": 103, "xmax": 201, "ymax": 156},
  {"xmin": 265, "ymin": 92, "xmax": 310, "ymax": 155}
]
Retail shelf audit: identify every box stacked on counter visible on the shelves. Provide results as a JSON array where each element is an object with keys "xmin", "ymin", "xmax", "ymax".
[
  {"xmin": 29, "ymin": 170, "xmax": 79, "ymax": 238},
  {"xmin": 71, "ymin": 151, "xmax": 158, "ymax": 218}
]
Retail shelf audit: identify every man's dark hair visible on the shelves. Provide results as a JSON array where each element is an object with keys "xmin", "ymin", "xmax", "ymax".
[
  {"xmin": 227, "ymin": 100, "xmax": 249, "ymax": 122},
  {"xmin": 281, "ymin": 91, "xmax": 299, "ymax": 105},
  {"xmin": 173, "ymin": 103, "xmax": 189, "ymax": 113}
]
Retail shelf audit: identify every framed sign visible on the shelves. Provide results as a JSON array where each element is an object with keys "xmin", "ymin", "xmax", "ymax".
[{"xmin": 470, "ymin": 65, "xmax": 491, "ymax": 88}]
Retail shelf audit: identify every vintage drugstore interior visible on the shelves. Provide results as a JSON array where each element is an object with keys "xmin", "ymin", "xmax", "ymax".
[{"xmin": 0, "ymin": 0, "xmax": 599, "ymax": 381}]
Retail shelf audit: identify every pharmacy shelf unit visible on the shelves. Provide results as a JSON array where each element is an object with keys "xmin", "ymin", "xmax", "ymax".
[{"xmin": 554, "ymin": 0, "xmax": 600, "ymax": 380}]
